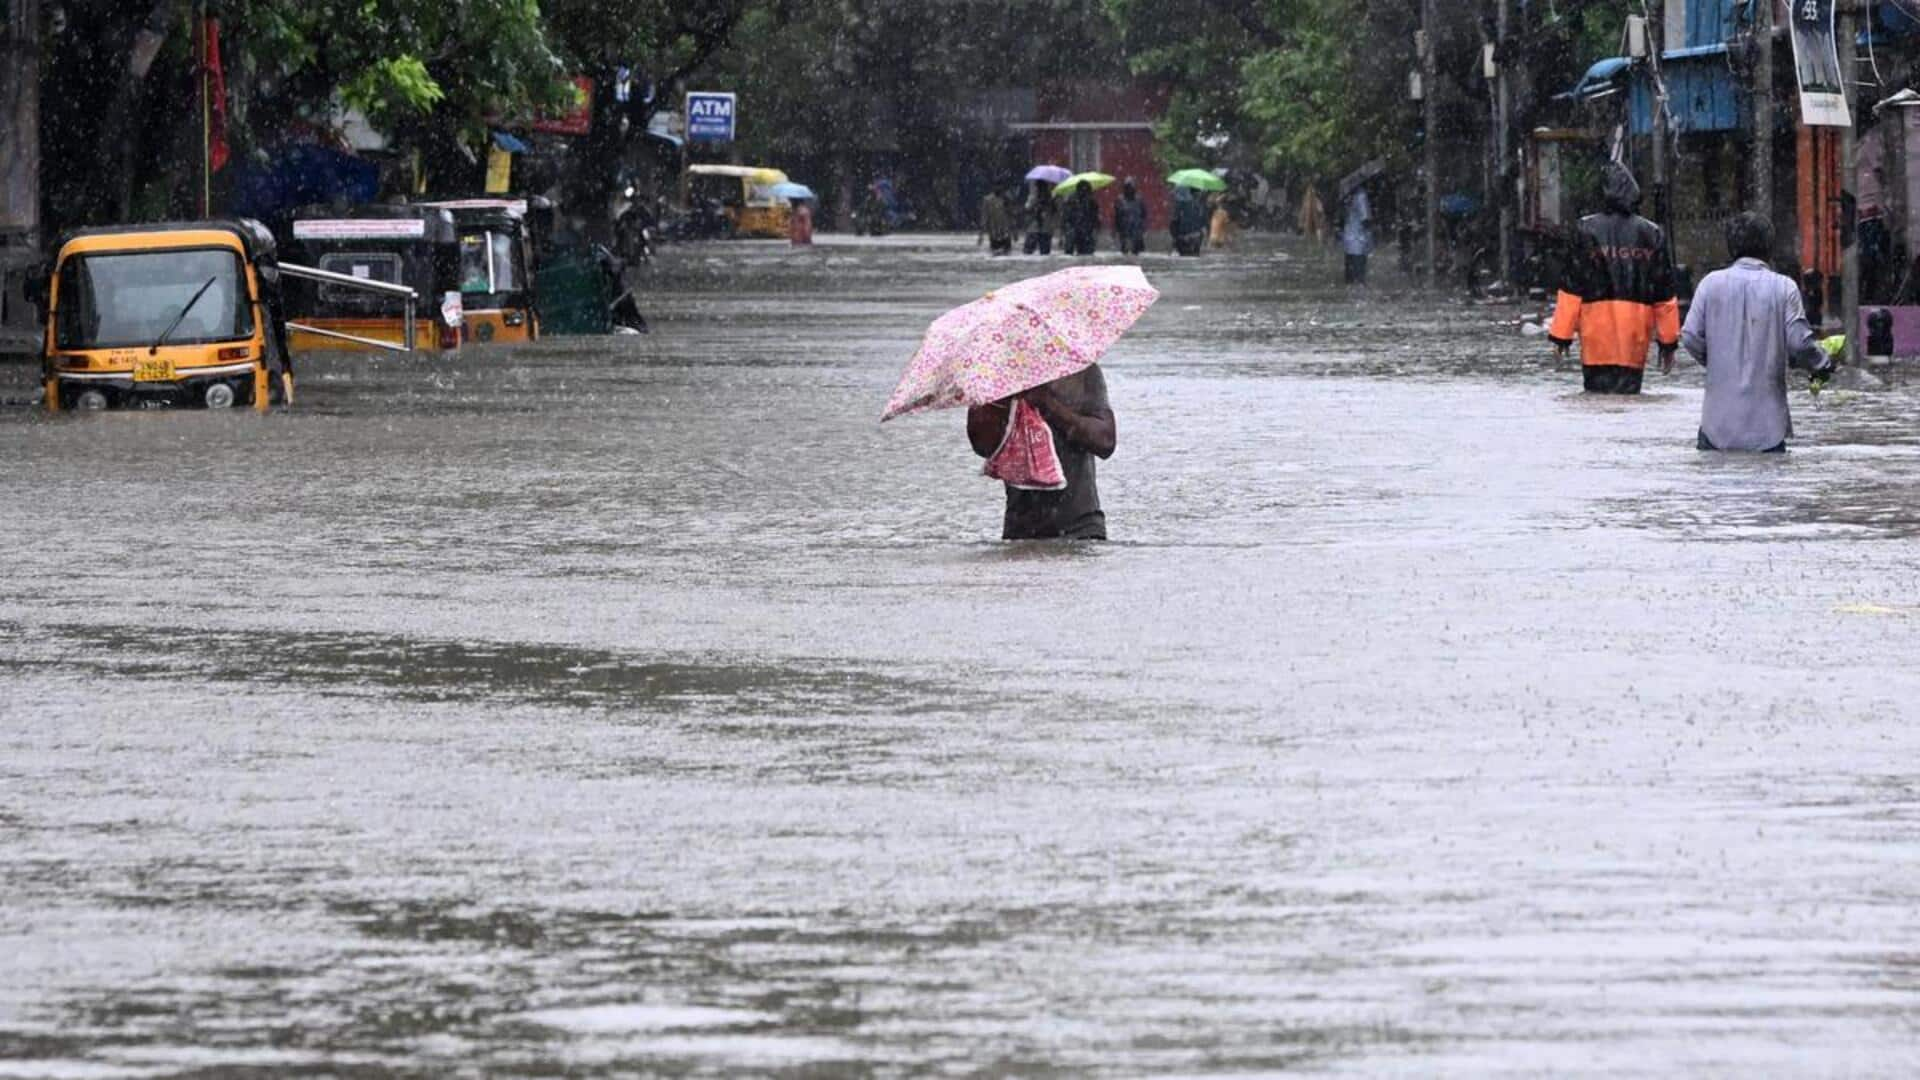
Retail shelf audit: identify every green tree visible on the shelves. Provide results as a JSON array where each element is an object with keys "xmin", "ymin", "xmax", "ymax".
[
  {"xmin": 700, "ymin": 0, "xmax": 1122, "ymax": 227},
  {"xmin": 1104, "ymin": 0, "xmax": 1414, "ymax": 186},
  {"xmin": 41, "ymin": 0, "xmax": 575, "ymax": 230}
]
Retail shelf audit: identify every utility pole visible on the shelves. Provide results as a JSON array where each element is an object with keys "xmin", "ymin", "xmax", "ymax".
[
  {"xmin": 1752, "ymin": 0, "xmax": 1774, "ymax": 223},
  {"xmin": 1648, "ymin": 5, "xmax": 1668, "ymax": 231},
  {"xmin": 1495, "ymin": 0, "xmax": 1512, "ymax": 284},
  {"xmin": 1422, "ymin": 0, "xmax": 1438, "ymax": 287}
]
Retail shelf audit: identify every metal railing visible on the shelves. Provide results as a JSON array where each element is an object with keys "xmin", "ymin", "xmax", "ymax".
[{"xmin": 277, "ymin": 261, "xmax": 419, "ymax": 353}]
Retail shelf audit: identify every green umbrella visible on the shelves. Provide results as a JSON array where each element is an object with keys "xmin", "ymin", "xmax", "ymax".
[
  {"xmin": 1054, "ymin": 171, "xmax": 1116, "ymax": 194},
  {"xmin": 1167, "ymin": 168, "xmax": 1227, "ymax": 192}
]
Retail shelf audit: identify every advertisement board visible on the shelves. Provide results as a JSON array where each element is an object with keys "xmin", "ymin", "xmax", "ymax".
[
  {"xmin": 1789, "ymin": 0, "xmax": 1851, "ymax": 127},
  {"xmin": 292, "ymin": 219, "xmax": 426, "ymax": 240},
  {"xmin": 687, "ymin": 92, "xmax": 736, "ymax": 144},
  {"xmin": 532, "ymin": 77, "xmax": 594, "ymax": 136}
]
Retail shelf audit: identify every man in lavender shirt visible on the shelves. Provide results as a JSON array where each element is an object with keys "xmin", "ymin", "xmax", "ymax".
[{"xmin": 1680, "ymin": 212, "xmax": 1835, "ymax": 452}]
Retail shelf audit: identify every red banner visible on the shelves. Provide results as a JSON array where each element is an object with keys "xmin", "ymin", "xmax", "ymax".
[{"xmin": 204, "ymin": 18, "xmax": 229, "ymax": 172}]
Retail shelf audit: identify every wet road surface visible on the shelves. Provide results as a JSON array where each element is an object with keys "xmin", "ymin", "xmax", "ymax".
[{"xmin": 4, "ymin": 234, "xmax": 1920, "ymax": 1075}]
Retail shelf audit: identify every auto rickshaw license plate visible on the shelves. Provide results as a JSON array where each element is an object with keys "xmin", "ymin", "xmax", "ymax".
[{"xmin": 133, "ymin": 357, "xmax": 174, "ymax": 382}]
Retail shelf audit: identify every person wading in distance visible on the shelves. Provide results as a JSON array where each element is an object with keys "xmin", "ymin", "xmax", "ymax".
[
  {"xmin": 1548, "ymin": 162, "xmax": 1681, "ymax": 394},
  {"xmin": 1682, "ymin": 212, "xmax": 1836, "ymax": 452}
]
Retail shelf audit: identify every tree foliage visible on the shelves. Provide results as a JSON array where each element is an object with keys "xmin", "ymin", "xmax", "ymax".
[
  {"xmin": 543, "ymin": 0, "xmax": 750, "ymax": 115},
  {"xmin": 222, "ymin": 0, "xmax": 571, "ymax": 144},
  {"xmin": 41, "ymin": 0, "xmax": 584, "ymax": 229},
  {"xmin": 1104, "ymin": 0, "xmax": 1411, "ymax": 185},
  {"xmin": 701, "ymin": 0, "xmax": 1121, "ymax": 225}
]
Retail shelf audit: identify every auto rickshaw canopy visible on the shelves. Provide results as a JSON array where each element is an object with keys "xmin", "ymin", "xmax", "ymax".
[
  {"xmin": 685, "ymin": 165, "xmax": 788, "ymax": 186},
  {"xmin": 686, "ymin": 164, "xmax": 792, "ymax": 210}
]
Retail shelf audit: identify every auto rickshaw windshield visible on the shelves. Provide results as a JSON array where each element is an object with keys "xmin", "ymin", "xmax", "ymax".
[
  {"xmin": 458, "ymin": 231, "xmax": 522, "ymax": 293},
  {"xmin": 56, "ymin": 248, "xmax": 252, "ymax": 350}
]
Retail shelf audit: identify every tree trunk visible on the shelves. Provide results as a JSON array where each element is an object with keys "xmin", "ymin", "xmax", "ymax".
[
  {"xmin": 2, "ymin": 0, "xmax": 41, "ymax": 351},
  {"xmin": 95, "ymin": 0, "xmax": 181, "ymax": 222},
  {"xmin": 1, "ymin": 0, "xmax": 40, "ymax": 237}
]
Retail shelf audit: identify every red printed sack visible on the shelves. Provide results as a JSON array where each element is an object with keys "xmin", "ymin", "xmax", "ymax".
[{"xmin": 983, "ymin": 399, "xmax": 1067, "ymax": 491}]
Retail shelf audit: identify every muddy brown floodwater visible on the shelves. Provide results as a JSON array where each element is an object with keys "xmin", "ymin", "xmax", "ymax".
[{"xmin": 4, "ymin": 233, "xmax": 1920, "ymax": 1076}]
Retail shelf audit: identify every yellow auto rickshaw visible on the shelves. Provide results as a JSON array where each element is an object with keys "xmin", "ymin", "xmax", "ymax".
[
  {"xmin": 684, "ymin": 164, "xmax": 792, "ymax": 238},
  {"xmin": 420, "ymin": 198, "xmax": 539, "ymax": 345},
  {"xmin": 38, "ymin": 219, "xmax": 293, "ymax": 412},
  {"xmin": 285, "ymin": 205, "xmax": 463, "ymax": 353}
]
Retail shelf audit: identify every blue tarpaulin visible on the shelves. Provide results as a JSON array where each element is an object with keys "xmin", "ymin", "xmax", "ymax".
[
  {"xmin": 1628, "ymin": 45, "xmax": 1743, "ymax": 135},
  {"xmin": 491, "ymin": 130, "xmax": 531, "ymax": 153},
  {"xmin": 230, "ymin": 143, "xmax": 380, "ymax": 222},
  {"xmin": 1561, "ymin": 57, "xmax": 1632, "ymax": 102}
]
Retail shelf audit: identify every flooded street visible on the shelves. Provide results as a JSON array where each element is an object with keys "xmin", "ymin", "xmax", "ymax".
[{"xmin": 5, "ymin": 234, "xmax": 1920, "ymax": 1075}]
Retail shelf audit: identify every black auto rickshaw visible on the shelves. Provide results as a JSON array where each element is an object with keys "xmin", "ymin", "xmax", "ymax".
[
  {"xmin": 37, "ymin": 219, "xmax": 294, "ymax": 411},
  {"xmin": 420, "ymin": 198, "xmax": 539, "ymax": 345},
  {"xmin": 285, "ymin": 205, "xmax": 462, "ymax": 353}
]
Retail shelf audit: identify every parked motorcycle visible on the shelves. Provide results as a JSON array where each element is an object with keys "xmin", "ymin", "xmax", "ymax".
[
  {"xmin": 656, "ymin": 196, "xmax": 731, "ymax": 242},
  {"xmin": 611, "ymin": 185, "xmax": 656, "ymax": 265}
]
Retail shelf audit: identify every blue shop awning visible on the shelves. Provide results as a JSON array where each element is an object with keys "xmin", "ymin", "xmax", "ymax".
[
  {"xmin": 644, "ymin": 113, "xmax": 683, "ymax": 150},
  {"xmin": 1662, "ymin": 43, "xmax": 1730, "ymax": 61}
]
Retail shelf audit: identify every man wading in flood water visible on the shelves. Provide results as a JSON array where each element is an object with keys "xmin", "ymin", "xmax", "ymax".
[
  {"xmin": 967, "ymin": 368, "xmax": 1115, "ymax": 540},
  {"xmin": 1548, "ymin": 162, "xmax": 1680, "ymax": 394},
  {"xmin": 1682, "ymin": 212, "xmax": 1836, "ymax": 452}
]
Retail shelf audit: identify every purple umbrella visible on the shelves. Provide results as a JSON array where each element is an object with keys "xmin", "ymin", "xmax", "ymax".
[{"xmin": 1024, "ymin": 165, "xmax": 1072, "ymax": 184}]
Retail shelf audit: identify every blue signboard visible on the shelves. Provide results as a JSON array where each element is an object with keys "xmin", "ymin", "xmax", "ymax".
[{"xmin": 686, "ymin": 92, "xmax": 736, "ymax": 144}]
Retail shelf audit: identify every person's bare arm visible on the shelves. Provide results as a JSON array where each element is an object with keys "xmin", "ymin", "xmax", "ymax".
[
  {"xmin": 1026, "ymin": 380, "xmax": 1116, "ymax": 459},
  {"xmin": 967, "ymin": 402, "xmax": 1009, "ymax": 457},
  {"xmin": 1781, "ymin": 286, "xmax": 1830, "ymax": 373}
]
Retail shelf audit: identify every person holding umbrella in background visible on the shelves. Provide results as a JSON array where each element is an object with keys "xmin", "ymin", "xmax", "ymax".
[
  {"xmin": 1335, "ymin": 159, "xmax": 1384, "ymax": 283},
  {"xmin": 1057, "ymin": 171, "xmax": 1113, "ymax": 256},
  {"xmin": 1340, "ymin": 181, "xmax": 1373, "ymax": 284},
  {"xmin": 1171, "ymin": 188, "xmax": 1206, "ymax": 256},
  {"xmin": 1168, "ymin": 169, "xmax": 1221, "ymax": 256},
  {"xmin": 1023, "ymin": 165, "xmax": 1070, "ymax": 255},
  {"xmin": 772, "ymin": 181, "xmax": 817, "ymax": 247},
  {"xmin": 1025, "ymin": 181, "xmax": 1058, "ymax": 255}
]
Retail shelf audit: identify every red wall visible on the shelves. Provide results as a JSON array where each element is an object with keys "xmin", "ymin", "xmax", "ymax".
[{"xmin": 1031, "ymin": 130, "xmax": 1169, "ymax": 232}]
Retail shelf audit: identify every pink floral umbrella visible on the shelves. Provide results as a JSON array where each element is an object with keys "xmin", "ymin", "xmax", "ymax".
[{"xmin": 881, "ymin": 265, "xmax": 1159, "ymax": 422}]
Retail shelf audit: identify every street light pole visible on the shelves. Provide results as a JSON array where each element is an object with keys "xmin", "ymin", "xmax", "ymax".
[
  {"xmin": 1422, "ymin": 0, "xmax": 1438, "ymax": 287},
  {"xmin": 1649, "ymin": 5, "xmax": 1668, "ymax": 230}
]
